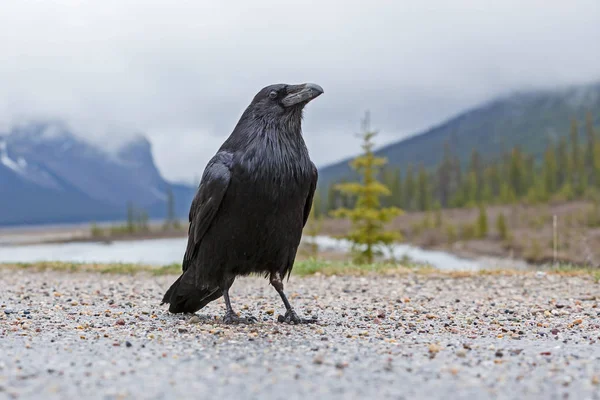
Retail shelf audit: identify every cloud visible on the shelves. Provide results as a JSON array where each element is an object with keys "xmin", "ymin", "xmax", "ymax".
[{"xmin": 1, "ymin": 0, "xmax": 599, "ymax": 182}]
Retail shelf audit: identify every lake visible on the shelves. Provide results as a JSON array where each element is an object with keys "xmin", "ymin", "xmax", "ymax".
[{"xmin": 0, "ymin": 235, "xmax": 531, "ymax": 271}]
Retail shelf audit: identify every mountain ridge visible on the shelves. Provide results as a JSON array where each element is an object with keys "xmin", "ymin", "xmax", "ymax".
[
  {"xmin": 317, "ymin": 81, "xmax": 600, "ymax": 189},
  {"xmin": 0, "ymin": 121, "xmax": 196, "ymax": 226}
]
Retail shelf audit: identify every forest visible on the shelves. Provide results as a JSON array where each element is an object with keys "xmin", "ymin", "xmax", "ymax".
[{"xmin": 318, "ymin": 113, "xmax": 599, "ymax": 215}]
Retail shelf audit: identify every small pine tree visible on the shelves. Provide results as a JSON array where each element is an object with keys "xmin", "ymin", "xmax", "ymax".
[
  {"xmin": 126, "ymin": 202, "xmax": 135, "ymax": 233},
  {"xmin": 433, "ymin": 202, "xmax": 443, "ymax": 228},
  {"xmin": 496, "ymin": 212, "xmax": 508, "ymax": 241},
  {"xmin": 138, "ymin": 210, "xmax": 149, "ymax": 232},
  {"xmin": 164, "ymin": 186, "xmax": 180, "ymax": 230},
  {"xmin": 445, "ymin": 223, "xmax": 457, "ymax": 243},
  {"xmin": 331, "ymin": 112, "xmax": 403, "ymax": 263},
  {"xmin": 403, "ymin": 164, "xmax": 415, "ymax": 211},
  {"xmin": 476, "ymin": 204, "xmax": 488, "ymax": 238},
  {"xmin": 90, "ymin": 222, "xmax": 104, "ymax": 238}
]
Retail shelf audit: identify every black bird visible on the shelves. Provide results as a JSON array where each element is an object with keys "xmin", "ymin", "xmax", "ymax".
[{"xmin": 161, "ymin": 83, "xmax": 324, "ymax": 324}]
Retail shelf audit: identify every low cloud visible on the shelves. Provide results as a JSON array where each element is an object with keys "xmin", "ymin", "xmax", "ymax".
[{"xmin": 1, "ymin": 0, "xmax": 599, "ymax": 182}]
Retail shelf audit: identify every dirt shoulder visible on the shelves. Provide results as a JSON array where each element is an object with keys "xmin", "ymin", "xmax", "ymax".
[{"xmin": 317, "ymin": 200, "xmax": 600, "ymax": 267}]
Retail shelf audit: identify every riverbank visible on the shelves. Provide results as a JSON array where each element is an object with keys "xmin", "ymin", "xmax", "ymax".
[
  {"xmin": 3, "ymin": 199, "xmax": 600, "ymax": 268},
  {"xmin": 317, "ymin": 200, "xmax": 600, "ymax": 267},
  {"xmin": 1, "ymin": 267, "xmax": 598, "ymax": 399}
]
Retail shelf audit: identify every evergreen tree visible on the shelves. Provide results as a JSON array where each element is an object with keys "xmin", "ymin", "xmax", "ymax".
[
  {"xmin": 327, "ymin": 183, "xmax": 337, "ymax": 212},
  {"xmin": 543, "ymin": 143, "xmax": 558, "ymax": 195},
  {"xmin": 496, "ymin": 212, "xmax": 508, "ymax": 240},
  {"xmin": 486, "ymin": 163, "xmax": 501, "ymax": 201},
  {"xmin": 458, "ymin": 169, "xmax": 477, "ymax": 207},
  {"xmin": 556, "ymin": 137, "xmax": 569, "ymax": 188},
  {"xmin": 437, "ymin": 142, "xmax": 453, "ymax": 207},
  {"xmin": 416, "ymin": 165, "xmax": 431, "ymax": 211},
  {"xmin": 476, "ymin": 204, "xmax": 488, "ymax": 238},
  {"xmin": 312, "ymin": 189, "xmax": 323, "ymax": 219},
  {"xmin": 469, "ymin": 149, "xmax": 483, "ymax": 202},
  {"xmin": 569, "ymin": 119, "xmax": 585, "ymax": 194},
  {"xmin": 331, "ymin": 112, "xmax": 403, "ymax": 263},
  {"xmin": 508, "ymin": 147, "xmax": 525, "ymax": 197},
  {"xmin": 381, "ymin": 168, "xmax": 402, "ymax": 207},
  {"xmin": 403, "ymin": 164, "xmax": 416, "ymax": 211},
  {"xmin": 584, "ymin": 112, "xmax": 597, "ymax": 186},
  {"xmin": 126, "ymin": 202, "xmax": 135, "ymax": 233},
  {"xmin": 164, "ymin": 186, "xmax": 180, "ymax": 230}
]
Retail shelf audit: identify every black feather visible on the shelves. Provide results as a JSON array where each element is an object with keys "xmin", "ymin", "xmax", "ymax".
[{"xmin": 162, "ymin": 83, "xmax": 320, "ymax": 314}]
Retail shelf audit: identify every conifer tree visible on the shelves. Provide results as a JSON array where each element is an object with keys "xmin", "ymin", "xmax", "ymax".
[
  {"xmin": 556, "ymin": 137, "xmax": 569, "ymax": 188},
  {"xmin": 543, "ymin": 143, "xmax": 558, "ymax": 195},
  {"xmin": 584, "ymin": 112, "xmax": 597, "ymax": 187},
  {"xmin": 509, "ymin": 147, "xmax": 525, "ymax": 197},
  {"xmin": 476, "ymin": 203, "xmax": 488, "ymax": 238},
  {"xmin": 331, "ymin": 112, "xmax": 403, "ymax": 263},
  {"xmin": 126, "ymin": 202, "xmax": 135, "ymax": 233},
  {"xmin": 496, "ymin": 212, "xmax": 508, "ymax": 240},
  {"xmin": 403, "ymin": 164, "xmax": 416, "ymax": 211},
  {"xmin": 416, "ymin": 165, "xmax": 431, "ymax": 211},
  {"xmin": 437, "ymin": 142, "xmax": 453, "ymax": 207}
]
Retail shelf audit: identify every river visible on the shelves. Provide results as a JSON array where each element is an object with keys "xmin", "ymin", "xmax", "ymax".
[{"xmin": 0, "ymin": 235, "xmax": 531, "ymax": 271}]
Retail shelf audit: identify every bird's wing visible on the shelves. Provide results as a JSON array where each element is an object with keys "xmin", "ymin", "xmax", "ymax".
[
  {"xmin": 302, "ymin": 162, "xmax": 319, "ymax": 227},
  {"xmin": 182, "ymin": 151, "xmax": 233, "ymax": 271}
]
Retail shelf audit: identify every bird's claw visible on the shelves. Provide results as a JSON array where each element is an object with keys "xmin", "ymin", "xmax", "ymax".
[
  {"xmin": 222, "ymin": 312, "xmax": 257, "ymax": 325},
  {"xmin": 277, "ymin": 309, "xmax": 318, "ymax": 325}
]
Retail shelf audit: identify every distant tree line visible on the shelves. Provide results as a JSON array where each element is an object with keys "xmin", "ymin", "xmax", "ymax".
[
  {"xmin": 90, "ymin": 186, "xmax": 182, "ymax": 238},
  {"xmin": 317, "ymin": 113, "xmax": 599, "ymax": 215}
]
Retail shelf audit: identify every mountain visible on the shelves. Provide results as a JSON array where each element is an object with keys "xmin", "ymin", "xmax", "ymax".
[
  {"xmin": 0, "ymin": 122, "xmax": 196, "ymax": 226},
  {"xmin": 317, "ymin": 82, "xmax": 600, "ymax": 189}
]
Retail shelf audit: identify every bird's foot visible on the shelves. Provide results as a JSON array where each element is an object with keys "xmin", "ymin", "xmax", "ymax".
[
  {"xmin": 222, "ymin": 311, "xmax": 258, "ymax": 325},
  {"xmin": 277, "ymin": 309, "xmax": 318, "ymax": 325}
]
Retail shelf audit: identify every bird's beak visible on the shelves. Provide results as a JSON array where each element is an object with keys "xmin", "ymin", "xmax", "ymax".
[{"xmin": 281, "ymin": 83, "xmax": 324, "ymax": 107}]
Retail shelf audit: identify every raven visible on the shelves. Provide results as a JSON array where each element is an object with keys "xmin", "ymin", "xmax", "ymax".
[{"xmin": 162, "ymin": 83, "xmax": 324, "ymax": 324}]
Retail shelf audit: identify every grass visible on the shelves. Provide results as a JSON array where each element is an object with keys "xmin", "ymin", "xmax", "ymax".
[
  {"xmin": 292, "ymin": 258, "xmax": 435, "ymax": 276},
  {"xmin": 548, "ymin": 263, "xmax": 600, "ymax": 283},
  {"xmin": 1, "ymin": 259, "xmax": 598, "ymax": 282},
  {"xmin": 0, "ymin": 259, "xmax": 432, "ymax": 277},
  {"xmin": 0, "ymin": 261, "xmax": 182, "ymax": 276}
]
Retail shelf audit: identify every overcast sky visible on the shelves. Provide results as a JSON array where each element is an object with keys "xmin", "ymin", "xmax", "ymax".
[{"xmin": 1, "ymin": 0, "xmax": 599, "ymax": 183}]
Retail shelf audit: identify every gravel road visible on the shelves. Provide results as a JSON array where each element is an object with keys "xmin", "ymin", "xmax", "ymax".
[{"xmin": 1, "ymin": 268, "xmax": 599, "ymax": 400}]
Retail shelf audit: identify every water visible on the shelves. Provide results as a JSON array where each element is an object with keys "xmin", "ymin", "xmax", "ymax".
[
  {"xmin": 0, "ymin": 235, "xmax": 531, "ymax": 271},
  {"xmin": 0, "ymin": 237, "xmax": 187, "ymax": 265}
]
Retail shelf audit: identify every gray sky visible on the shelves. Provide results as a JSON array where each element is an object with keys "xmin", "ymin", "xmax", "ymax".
[{"xmin": 1, "ymin": 0, "xmax": 599, "ymax": 183}]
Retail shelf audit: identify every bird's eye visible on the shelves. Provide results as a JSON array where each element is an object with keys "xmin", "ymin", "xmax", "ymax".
[{"xmin": 268, "ymin": 91, "xmax": 278, "ymax": 99}]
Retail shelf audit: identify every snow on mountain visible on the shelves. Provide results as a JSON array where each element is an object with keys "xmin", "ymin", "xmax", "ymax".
[{"xmin": 0, "ymin": 121, "xmax": 195, "ymax": 226}]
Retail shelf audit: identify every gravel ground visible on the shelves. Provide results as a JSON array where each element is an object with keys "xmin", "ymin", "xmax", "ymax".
[{"xmin": 1, "ymin": 269, "xmax": 599, "ymax": 400}]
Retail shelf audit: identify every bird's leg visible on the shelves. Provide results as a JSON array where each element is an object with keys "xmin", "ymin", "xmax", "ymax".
[
  {"xmin": 270, "ymin": 272, "xmax": 317, "ymax": 324},
  {"xmin": 222, "ymin": 286, "xmax": 257, "ymax": 324}
]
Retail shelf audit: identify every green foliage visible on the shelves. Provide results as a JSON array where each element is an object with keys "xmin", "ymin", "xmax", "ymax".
[
  {"xmin": 416, "ymin": 165, "xmax": 432, "ymax": 211},
  {"xmin": 163, "ymin": 186, "xmax": 181, "ymax": 231},
  {"xmin": 126, "ymin": 201, "xmax": 135, "ymax": 233},
  {"xmin": 459, "ymin": 223, "xmax": 476, "ymax": 240},
  {"xmin": 433, "ymin": 202, "xmax": 442, "ymax": 228},
  {"xmin": 445, "ymin": 223, "xmax": 457, "ymax": 243},
  {"xmin": 525, "ymin": 238, "xmax": 543, "ymax": 262},
  {"xmin": 331, "ymin": 112, "xmax": 403, "ymax": 263},
  {"xmin": 322, "ymin": 113, "xmax": 600, "ymax": 214},
  {"xmin": 476, "ymin": 204, "xmax": 488, "ymax": 238},
  {"xmin": 90, "ymin": 222, "xmax": 104, "ymax": 238},
  {"xmin": 496, "ymin": 212, "xmax": 508, "ymax": 241},
  {"xmin": 311, "ymin": 189, "xmax": 323, "ymax": 219}
]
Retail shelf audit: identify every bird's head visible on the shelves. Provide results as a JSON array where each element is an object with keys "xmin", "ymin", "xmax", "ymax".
[{"xmin": 248, "ymin": 83, "xmax": 324, "ymax": 120}]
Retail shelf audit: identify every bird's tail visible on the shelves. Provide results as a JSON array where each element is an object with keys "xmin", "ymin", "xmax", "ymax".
[{"xmin": 161, "ymin": 272, "xmax": 222, "ymax": 314}]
